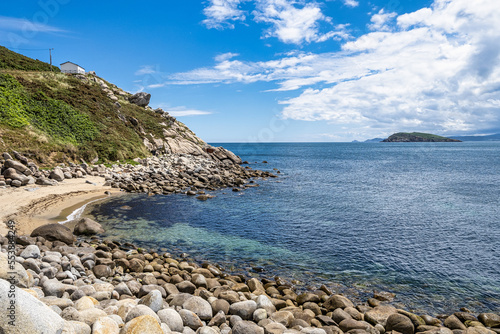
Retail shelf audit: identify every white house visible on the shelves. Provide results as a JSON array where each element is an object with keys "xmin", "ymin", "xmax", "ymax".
[{"xmin": 60, "ymin": 61, "xmax": 85, "ymax": 74}]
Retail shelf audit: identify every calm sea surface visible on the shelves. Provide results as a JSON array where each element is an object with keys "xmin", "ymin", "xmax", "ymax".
[{"xmin": 87, "ymin": 142, "xmax": 500, "ymax": 315}]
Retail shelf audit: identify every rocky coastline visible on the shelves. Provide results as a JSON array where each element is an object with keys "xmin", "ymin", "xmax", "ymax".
[
  {"xmin": 1, "ymin": 217, "xmax": 500, "ymax": 334},
  {"xmin": 1, "ymin": 152, "xmax": 500, "ymax": 334},
  {"xmin": 1, "ymin": 149, "xmax": 277, "ymax": 201}
]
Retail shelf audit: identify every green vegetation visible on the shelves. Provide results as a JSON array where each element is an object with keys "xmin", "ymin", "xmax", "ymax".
[
  {"xmin": 382, "ymin": 132, "xmax": 461, "ymax": 142},
  {"xmin": 0, "ymin": 46, "xmax": 60, "ymax": 72},
  {"xmin": 0, "ymin": 73, "xmax": 97, "ymax": 143},
  {"xmin": 0, "ymin": 46, "xmax": 184, "ymax": 166}
]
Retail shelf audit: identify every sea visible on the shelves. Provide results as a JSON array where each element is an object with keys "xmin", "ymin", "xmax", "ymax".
[{"xmin": 86, "ymin": 142, "xmax": 500, "ymax": 315}]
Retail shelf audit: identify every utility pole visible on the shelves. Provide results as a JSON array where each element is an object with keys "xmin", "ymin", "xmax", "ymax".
[{"xmin": 49, "ymin": 48, "xmax": 54, "ymax": 71}]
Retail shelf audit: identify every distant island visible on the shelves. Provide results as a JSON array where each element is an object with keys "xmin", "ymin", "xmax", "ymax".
[{"xmin": 382, "ymin": 132, "xmax": 462, "ymax": 142}]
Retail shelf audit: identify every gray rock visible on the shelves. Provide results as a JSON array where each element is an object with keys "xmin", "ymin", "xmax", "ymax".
[
  {"xmin": 31, "ymin": 223, "xmax": 75, "ymax": 244},
  {"xmin": 92, "ymin": 316, "xmax": 120, "ymax": 334},
  {"xmin": 139, "ymin": 289, "xmax": 164, "ymax": 313},
  {"xmin": 0, "ymin": 278, "xmax": 66, "ymax": 333},
  {"xmin": 478, "ymin": 313, "xmax": 500, "ymax": 328},
  {"xmin": 269, "ymin": 310, "xmax": 294, "ymax": 327},
  {"xmin": 177, "ymin": 280, "xmax": 197, "ymax": 294},
  {"xmin": 183, "ymin": 296, "xmax": 213, "ymax": 321},
  {"xmin": 73, "ymin": 217, "xmax": 105, "ymax": 235},
  {"xmin": 444, "ymin": 315, "xmax": 466, "ymax": 330},
  {"xmin": 20, "ymin": 245, "xmax": 41, "ymax": 259},
  {"xmin": 79, "ymin": 307, "xmax": 109, "ymax": 326},
  {"xmin": 49, "ymin": 167, "xmax": 65, "ymax": 181},
  {"xmin": 264, "ymin": 322, "xmax": 287, "ymax": 334},
  {"xmin": 232, "ymin": 320, "xmax": 265, "ymax": 334},
  {"xmin": 324, "ymin": 295, "xmax": 354, "ymax": 310},
  {"xmin": 0, "ymin": 252, "xmax": 32, "ymax": 288},
  {"xmin": 125, "ymin": 304, "xmax": 160, "ymax": 323},
  {"xmin": 93, "ymin": 264, "xmax": 115, "ymax": 278},
  {"xmin": 114, "ymin": 282, "xmax": 133, "ymax": 296},
  {"xmin": 386, "ymin": 313, "xmax": 415, "ymax": 334},
  {"xmin": 179, "ymin": 309, "xmax": 204, "ymax": 330},
  {"xmin": 4, "ymin": 159, "xmax": 27, "ymax": 173},
  {"xmin": 158, "ymin": 308, "xmax": 184, "ymax": 332},
  {"xmin": 22, "ymin": 258, "xmax": 41, "ymax": 273},
  {"xmin": 129, "ymin": 92, "xmax": 151, "ymax": 107},
  {"xmin": 332, "ymin": 308, "xmax": 352, "ymax": 324},
  {"xmin": 197, "ymin": 326, "xmax": 220, "ymax": 334},
  {"xmin": 256, "ymin": 295, "xmax": 276, "ymax": 315},
  {"xmin": 67, "ymin": 320, "xmax": 92, "ymax": 334},
  {"xmin": 364, "ymin": 305, "xmax": 397, "ymax": 327},
  {"xmin": 229, "ymin": 300, "xmax": 258, "ymax": 320}
]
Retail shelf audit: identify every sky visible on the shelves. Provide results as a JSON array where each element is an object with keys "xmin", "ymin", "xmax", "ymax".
[{"xmin": 1, "ymin": 0, "xmax": 500, "ymax": 142}]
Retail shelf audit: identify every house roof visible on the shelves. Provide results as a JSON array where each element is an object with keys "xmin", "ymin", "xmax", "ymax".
[{"xmin": 60, "ymin": 61, "xmax": 85, "ymax": 69}]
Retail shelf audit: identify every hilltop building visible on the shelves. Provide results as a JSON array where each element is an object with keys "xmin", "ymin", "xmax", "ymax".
[{"xmin": 60, "ymin": 61, "xmax": 85, "ymax": 74}]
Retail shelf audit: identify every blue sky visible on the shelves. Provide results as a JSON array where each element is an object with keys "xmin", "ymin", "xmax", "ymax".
[{"xmin": 1, "ymin": 0, "xmax": 499, "ymax": 142}]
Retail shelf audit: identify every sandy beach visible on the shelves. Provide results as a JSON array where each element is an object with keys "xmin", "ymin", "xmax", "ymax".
[{"xmin": 0, "ymin": 176, "xmax": 122, "ymax": 236}]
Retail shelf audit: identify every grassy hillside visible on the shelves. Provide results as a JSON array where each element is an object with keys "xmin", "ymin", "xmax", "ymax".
[
  {"xmin": 0, "ymin": 46, "xmax": 204, "ymax": 166},
  {"xmin": 0, "ymin": 46, "xmax": 60, "ymax": 72}
]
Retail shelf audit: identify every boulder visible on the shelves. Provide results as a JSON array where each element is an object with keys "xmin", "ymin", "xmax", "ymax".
[
  {"xmin": 73, "ymin": 218, "xmax": 105, "ymax": 235},
  {"xmin": 179, "ymin": 309, "xmax": 204, "ymax": 330},
  {"xmin": 232, "ymin": 320, "xmax": 265, "ymax": 334},
  {"xmin": 125, "ymin": 305, "xmax": 160, "ymax": 323},
  {"xmin": 364, "ymin": 305, "xmax": 397, "ymax": 327},
  {"xmin": 92, "ymin": 316, "xmax": 119, "ymax": 334},
  {"xmin": 31, "ymin": 223, "xmax": 75, "ymax": 245},
  {"xmin": 183, "ymin": 296, "xmax": 213, "ymax": 321},
  {"xmin": 0, "ymin": 278, "xmax": 66, "ymax": 333},
  {"xmin": 4, "ymin": 159, "xmax": 28, "ymax": 173},
  {"xmin": 49, "ymin": 167, "xmax": 65, "ymax": 181},
  {"xmin": 121, "ymin": 315, "xmax": 163, "ymax": 334},
  {"xmin": 229, "ymin": 300, "xmax": 258, "ymax": 320},
  {"xmin": 129, "ymin": 92, "xmax": 151, "ymax": 107},
  {"xmin": 324, "ymin": 295, "xmax": 354, "ymax": 310},
  {"xmin": 444, "ymin": 315, "xmax": 466, "ymax": 330},
  {"xmin": 478, "ymin": 313, "xmax": 500, "ymax": 328},
  {"xmin": 386, "ymin": 313, "xmax": 415, "ymax": 334},
  {"xmin": 0, "ymin": 252, "xmax": 32, "ymax": 288},
  {"xmin": 138, "ymin": 290, "xmax": 163, "ymax": 313},
  {"xmin": 158, "ymin": 308, "xmax": 184, "ymax": 332},
  {"xmin": 20, "ymin": 245, "xmax": 41, "ymax": 259}
]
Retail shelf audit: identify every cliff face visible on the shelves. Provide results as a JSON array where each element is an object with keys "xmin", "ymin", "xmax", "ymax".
[
  {"xmin": 0, "ymin": 46, "xmax": 240, "ymax": 166},
  {"xmin": 382, "ymin": 132, "xmax": 462, "ymax": 142}
]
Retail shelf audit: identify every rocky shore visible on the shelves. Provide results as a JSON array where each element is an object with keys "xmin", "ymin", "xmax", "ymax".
[
  {"xmin": 1, "ymin": 149, "xmax": 277, "ymax": 201},
  {"xmin": 1, "ymin": 217, "xmax": 500, "ymax": 334}
]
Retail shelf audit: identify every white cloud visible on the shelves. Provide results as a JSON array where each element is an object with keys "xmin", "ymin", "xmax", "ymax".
[
  {"xmin": 175, "ymin": 0, "xmax": 500, "ymax": 138},
  {"xmin": 160, "ymin": 106, "xmax": 213, "ymax": 117},
  {"xmin": 343, "ymin": 0, "xmax": 359, "ymax": 8},
  {"xmin": 203, "ymin": 0, "xmax": 246, "ymax": 29},
  {"xmin": 202, "ymin": 0, "xmax": 350, "ymax": 44},
  {"xmin": 135, "ymin": 65, "xmax": 157, "ymax": 76},
  {"xmin": 252, "ymin": 0, "xmax": 350, "ymax": 44},
  {"xmin": 214, "ymin": 52, "xmax": 240, "ymax": 62},
  {"xmin": 368, "ymin": 9, "xmax": 397, "ymax": 31},
  {"xmin": 0, "ymin": 16, "xmax": 66, "ymax": 33}
]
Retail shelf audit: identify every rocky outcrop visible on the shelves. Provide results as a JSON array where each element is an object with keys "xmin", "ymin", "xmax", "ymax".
[{"xmin": 129, "ymin": 92, "xmax": 151, "ymax": 107}]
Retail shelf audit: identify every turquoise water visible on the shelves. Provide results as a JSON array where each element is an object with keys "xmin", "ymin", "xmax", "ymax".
[{"xmin": 88, "ymin": 142, "xmax": 500, "ymax": 314}]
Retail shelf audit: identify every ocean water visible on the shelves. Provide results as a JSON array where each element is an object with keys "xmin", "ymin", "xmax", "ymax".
[{"xmin": 87, "ymin": 142, "xmax": 500, "ymax": 315}]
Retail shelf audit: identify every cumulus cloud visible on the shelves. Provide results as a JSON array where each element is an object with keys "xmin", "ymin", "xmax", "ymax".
[
  {"xmin": 343, "ymin": 0, "xmax": 359, "ymax": 8},
  {"xmin": 176, "ymin": 0, "xmax": 500, "ymax": 138},
  {"xmin": 368, "ymin": 9, "xmax": 397, "ymax": 31},
  {"xmin": 253, "ymin": 0, "xmax": 342, "ymax": 44},
  {"xmin": 202, "ymin": 0, "xmax": 350, "ymax": 44},
  {"xmin": 202, "ymin": 0, "xmax": 246, "ymax": 29}
]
